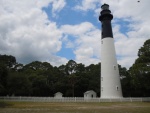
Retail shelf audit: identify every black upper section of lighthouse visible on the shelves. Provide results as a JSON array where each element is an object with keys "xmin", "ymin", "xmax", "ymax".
[{"xmin": 99, "ymin": 4, "xmax": 113, "ymax": 39}]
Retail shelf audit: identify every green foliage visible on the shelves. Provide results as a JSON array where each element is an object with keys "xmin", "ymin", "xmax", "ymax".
[
  {"xmin": 129, "ymin": 39, "xmax": 150, "ymax": 97},
  {"xmin": 65, "ymin": 60, "xmax": 77, "ymax": 75},
  {"xmin": 86, "ymin": 63, "xmax": 100, "ymax": 96},
  {"xmin": 119, "ymin": 65, "xmax": 131, "ymax": 97},
  {"xmin": 8, "ymin": 72, "xmax": 32, "ymax": 96},
  {"xmin": 0, "ymin": 55, "xmax": 17, "ymax": 95},
  {"xmin": 0, "ymin": 55, "xmax": 16, "ymax": 68}
]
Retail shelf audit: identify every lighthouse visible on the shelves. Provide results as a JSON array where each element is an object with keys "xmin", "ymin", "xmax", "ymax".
[{"xmin": 99, "ymin": 4, "xmax": 123, "ymax": 98}]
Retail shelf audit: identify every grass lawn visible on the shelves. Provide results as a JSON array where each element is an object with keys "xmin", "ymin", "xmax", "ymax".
[{"xmin": 0, "ymin": 101, "xmax": 150, "ymax": 113}]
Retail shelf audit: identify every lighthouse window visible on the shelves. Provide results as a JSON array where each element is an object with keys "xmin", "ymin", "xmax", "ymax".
[
  {"xmin": 113, "ymin": 65, "xmax": 116, "ymax": 70},
  {"xmin": 101, "ymin": 41, "xmax": 103, "ymax": 44},
  {"xmin": 101, "ymin": 77, "xmax": 103, "ymax": 81},
  {"xmin": 116, "ymin": 86, "xmax": 119, "ymax": 91}
]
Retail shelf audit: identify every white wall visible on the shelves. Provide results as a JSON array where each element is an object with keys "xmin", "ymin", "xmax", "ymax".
[{"xmin": 101, "ymin": 38, "xmax": 123, "ymax": 98}]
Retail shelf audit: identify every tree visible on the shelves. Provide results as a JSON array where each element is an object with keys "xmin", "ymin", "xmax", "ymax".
[
  {"xmin": 23, "ymin": 61, "xmax": 56, "ymax": 96},
  {"xmin": 30, "ymin": 75, "xmax": 50, "ymax": 96},
  {"xmin": 65, "ymin": 60, "xmax": 77, "ymax": 75},
  {"xmin": 129, "ymin": 39, "xmax": 150, "ymax": 97},
  {"xmin": 67, "ymin": 74, "xmax": 78, "ymax": 97},
  {"xmin": 0, "ymin": 54, "xmax": 136, "ymax": 97},
  {"xmin": 0, "ymin": 54, "xmax": 17, "ymax": 95},
  {"xmin": 0, "ymin": 66, "xmax": 8, "ymax": 95},
  {"xmin": 8, "ymin": 72, "xmax": 32, "ymax": 96},
  {"xmin": 86, "ymin": 63, "xmax": 100, "ymax": 96},
  {"xmin": 0, "ymin": 55, "xmax": 16, "ymax": 69},
  {"xmin": 119, "ymin": 65, "xmax": 131, "ymax": 97},
  {"xmin": 64, "ymin": 60, "xmax": 77, "ymax": 96}
]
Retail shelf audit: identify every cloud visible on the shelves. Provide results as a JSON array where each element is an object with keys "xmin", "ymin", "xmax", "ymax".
[
  {"xmin": 61, "ymin": 22, "xmax": 95, "ymax": 36},
  {"xmin": 74, "ymin": 0, "xmax": 99, "ymax": 11},
  {"xmin": 114, "ymin": 35, "xmax": 144, "ymax": 68},
  {"xmin": 0, "ymin": 0, "xmax": 68, "ymax": 66},
  {"xmin": 73, "ymin": 0, "xmax": 150, "ymax": 68},
  {"xmin": 61, "ymin": 22, "xmax": 101, "ymax": 66},
  {"xmin": 51, "ymin": 0, "xmax": 66, "ymax": 17},
  {"xmin": 112, "ymin": 23, "xmax": 147, "ymax": 68},
  {"xmin": 96, "ymin": 0, "xmax": 150, "ymax": 68},
  {"xmin": 0, "ymin": 0, "xmax": 150, "ymax": 69}
]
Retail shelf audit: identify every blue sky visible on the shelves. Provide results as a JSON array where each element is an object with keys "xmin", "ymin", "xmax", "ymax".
[
  {"xmin": 43, "ymin": 1, "xmax": 100, "ymax": 60},
  {"xmin": 0, "ymin": 0, "xmax": 150, "ymax": 68}
]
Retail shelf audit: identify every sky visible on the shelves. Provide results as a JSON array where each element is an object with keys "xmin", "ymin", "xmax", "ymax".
[{"xmin": 0, "ymin": 0, "xmax": 150, "ymax": 69}]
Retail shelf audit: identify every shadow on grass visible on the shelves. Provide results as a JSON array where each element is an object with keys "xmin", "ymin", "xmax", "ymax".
[{"xmin": 0, "ymin": 101, "xmax": 12, "ymax": 108}]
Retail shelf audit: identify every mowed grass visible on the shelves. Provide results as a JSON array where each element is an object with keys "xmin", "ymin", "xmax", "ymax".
[{"xmin": 0, "ymin": 101, "xmax": 150, "ymax": 113}]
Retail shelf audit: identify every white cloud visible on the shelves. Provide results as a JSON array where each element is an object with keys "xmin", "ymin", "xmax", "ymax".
[
  {"xmin": 118, "ymin": 56, "xmax": 138, "ymax": 70},
  {"xmin": 96, "ymin": 0, "xmax": 150, "ymax": 68},
  {"xmin": 61, "ymin": 22, "xmax": 101, "ymax": 66},
  {"xmin": 1, "ymin": 0, "xmax": 150, "ymax": 69},
  {"xmin": 74, "ymin": 0, "xmax": 99, "ymax": 11},
  {"xmin": 0, "ymin": 0, "xmax": 67, "ymax": 66},
  {"xmin": 61, "ymin": 22, "xmax": 95, "ymax": 36},
  {"xmin": 51, "ymin": 0, "xmax": 66, "ymax": 17},
  {"xmin": 73, "ymin": 0, "xmax": 150, "ymax": 68},
  {"xmin": 111, "ymin": 23, "xmax": 146, "ymax": 68}
]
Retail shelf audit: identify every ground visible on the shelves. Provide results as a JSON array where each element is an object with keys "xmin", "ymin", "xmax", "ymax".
[{"xmin": 0, "ymin": 101, "xmax": 150, "ymax": 113}]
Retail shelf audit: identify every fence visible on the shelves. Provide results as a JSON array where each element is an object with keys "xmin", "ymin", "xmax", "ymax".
[{"xmin": 0, "ymin": 96, "xmax": 150, "ymax": 102}]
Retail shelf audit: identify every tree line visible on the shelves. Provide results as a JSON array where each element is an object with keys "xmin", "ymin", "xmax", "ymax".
[{"xmin": 0, "ymin": 39, "xmax": 150, "ymax": 97}]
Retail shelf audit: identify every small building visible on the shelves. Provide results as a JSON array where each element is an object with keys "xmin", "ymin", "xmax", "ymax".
[
  {"xmin": 54, "ymin": 92, "xmax": 63, "ymax": 99},
  {"xmin": 84, "ymin": 90, "xmax": 97, "ymax": 99}
]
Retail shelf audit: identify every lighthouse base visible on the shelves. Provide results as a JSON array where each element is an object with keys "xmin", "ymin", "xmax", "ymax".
[
  {"xmin": 101, "ymin": 38, "xmax": 123, "ymax": 99},
  {"xmin": 100, "ymin": 96, "xmax": 123, "ymax": 99}
]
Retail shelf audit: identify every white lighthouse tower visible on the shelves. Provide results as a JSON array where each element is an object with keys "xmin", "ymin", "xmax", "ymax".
[{"xmin": 99, "ymin": 4, "xmax": 123, "ymax": 98}]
